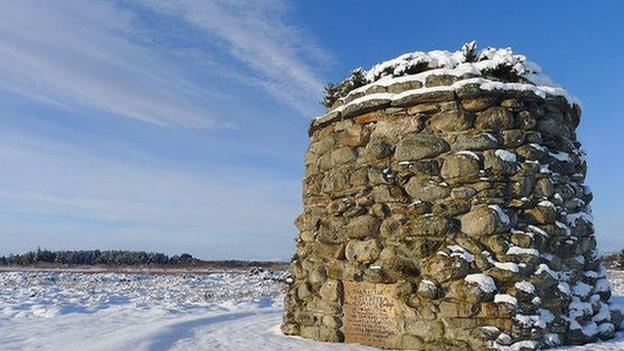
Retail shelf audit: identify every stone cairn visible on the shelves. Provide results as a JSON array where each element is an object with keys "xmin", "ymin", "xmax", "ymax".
[{"xmin": 282, "ymin": 43, "xmax": 621, "ymax": 350}]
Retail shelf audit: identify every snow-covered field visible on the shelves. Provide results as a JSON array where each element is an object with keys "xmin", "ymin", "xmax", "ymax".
[{"xmin": 1, "ymin": 269, "xmax": 623, "ymax": 351}]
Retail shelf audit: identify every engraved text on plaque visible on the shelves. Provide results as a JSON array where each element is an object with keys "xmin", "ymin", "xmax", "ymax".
[{"xmin": 343, "ymin": 281, "xmax": 399, "ymax": 348}]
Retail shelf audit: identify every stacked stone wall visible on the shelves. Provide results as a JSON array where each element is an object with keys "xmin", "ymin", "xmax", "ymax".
[{"xmin": 282, "ymin": 69, "xmax": 620, "ymax": 350}]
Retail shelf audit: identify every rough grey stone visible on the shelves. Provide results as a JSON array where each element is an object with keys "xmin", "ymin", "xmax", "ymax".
[
  {"xmin": 452, "ymin": 132, "xmax": 500, "ymax": 151},
  {"xmin": 441, "ymin": 153, "xmax": 480, "ymax": 182},
  {"xmin": 460, "ymin": 204, "xmax": 510, "ymax": 236},
  {"xmin": 475, "ymin": 107, "xmax": 515, "ymax": 131},
  {"xmin": 345, "ymin": 239, "xmax": 382, "ymax": 263},
  {"xmin": 395, "ymin": 133, "xmax": 449, "ymax": 161},
  {"xmin": 405, "ymin": 176, "xmax": 450, "ymax": 202},
  {"xmin": 346, "ymin": 215, "xmax": 381, "ymax": 239}
]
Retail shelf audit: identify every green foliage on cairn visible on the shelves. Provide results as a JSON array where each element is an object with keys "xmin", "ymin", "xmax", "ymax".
[{"xmin": 321, "ymin": 68, "xmax": 367, "ymax": 109}]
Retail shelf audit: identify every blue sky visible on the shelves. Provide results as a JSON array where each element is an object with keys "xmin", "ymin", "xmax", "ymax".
[{"xmin": 1, "ymin": 1, "xmax": 622, "ymax": 260}]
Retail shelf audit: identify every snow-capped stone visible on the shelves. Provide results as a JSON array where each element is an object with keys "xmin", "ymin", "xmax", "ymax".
[
  {"xmin": 515, "ymin": 281, "xmax": 536, "ymax": 294},
  {"xmin": 495, "ymin": 149, "xmax": 517, "ymax": 163},
  {"xmin": 464, "ymin": 273, "xmax": 497, "ymax": 293},
  {"xmin": 495, "ymin": 294, "xmax": 518, "ymax": 306}
]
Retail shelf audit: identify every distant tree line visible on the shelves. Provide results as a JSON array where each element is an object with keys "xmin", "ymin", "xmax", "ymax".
[
  {"xmin": 0, "ymin": 248, "xmax": 196, "ymax": 266},
  {"xmin": 598, "ymin": 249, "xmax": 624, "ymax": 270}
]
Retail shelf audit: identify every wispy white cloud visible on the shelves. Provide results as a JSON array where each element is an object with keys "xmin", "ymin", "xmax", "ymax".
[
  {"xmin": 0, "ymin": 0, "xmax": 322, "ymax": 259},
  {"xmin": 137, "ymin": 0, "xmax": 328, "ymax": 115},
  {"xmin": 0, "ymin": 0, "xmax": 328, "ymax": 128},
  {"xmin": 0, "ymin": 128, "xmax": 300, "ymax": 259},
  {"xmin": 0, "ymin": 1, "xmax": 225, "ymax": 127}
]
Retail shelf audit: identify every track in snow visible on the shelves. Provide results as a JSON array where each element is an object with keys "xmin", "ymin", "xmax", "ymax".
[
  {"xmin": 1, "ymin": 307, "xmax": 379, "ymax": 351},
  {"xmin": 2, "ymin": 270, "xmax": 624, "ymax": 350}
]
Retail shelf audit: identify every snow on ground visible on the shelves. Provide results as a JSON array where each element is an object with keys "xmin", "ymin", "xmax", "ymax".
[{"xmin": 1, "ymin": 269, "xmax": 623, "ymax": 351}]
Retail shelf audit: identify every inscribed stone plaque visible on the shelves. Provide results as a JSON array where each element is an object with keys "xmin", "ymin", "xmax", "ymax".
[{"xmin": 343, "ymin": 281, "xmax": 399, "ymax": 348}]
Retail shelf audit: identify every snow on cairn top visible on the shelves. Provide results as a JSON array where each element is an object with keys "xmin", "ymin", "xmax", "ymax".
[
  {"xmin": 321, "ymin": 41, "xmax": 580, "ymax": 111},
  {"xmin": 364, "ymin": 41, "xmax": 540, "ymax": 83}
]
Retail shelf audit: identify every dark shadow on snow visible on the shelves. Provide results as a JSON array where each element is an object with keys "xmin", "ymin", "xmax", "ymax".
[{"xmin": 146, "ymin": 309, "xmax": 277, "ymax": 351}]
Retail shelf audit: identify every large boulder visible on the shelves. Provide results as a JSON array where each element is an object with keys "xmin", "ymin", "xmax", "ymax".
[
  {"xmin": 345, "ymin": 239, "xmax": 382, "ymax": 263},
  {"xmin": 346, "ymin": 215, "xmax": 381, "ymax": 239},
  {"xmin": 452, "ymin": 132, "xmax": 500, "ymax": 151},
  {"xmin": 441, "ymin": 152, "xmax": 480, "ymax": 182},
  {"xmin": 461, "ymin": 204, "xmax": 511, "ymax": 236},
  {"xmin": 395, "ymin": 133, "xmax": 449, "ymax": 161},
  {"xmin": 475, "ymin": 107, "xmax": 515, "ymax": 131},
  {"xmin": 319, "ymin": 279, "xmax": 343, "ymax": 302},
  {"xmin": 405, "ymin": 176, "xmax": 450, "ymax": 202},
  {"xmin": 428, "ymin": 109, "xmax": 475, "ymax": 132}
]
